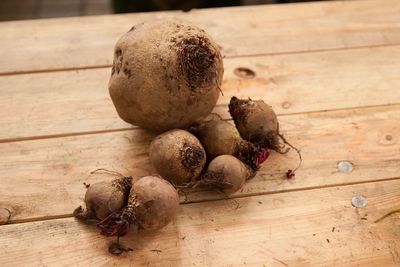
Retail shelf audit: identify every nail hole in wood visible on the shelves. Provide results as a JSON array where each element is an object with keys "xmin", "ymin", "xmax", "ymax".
[
  {"xmin": 234, "ymin": 67, "xmax": 256, "ymax": 78},
  {"xmin": 282, "ymin": 101, "xmax": 292, "ymax": 109},
  {"xmin": 0, "ymin": 208, "xmax": 12, "ymax": 225}
]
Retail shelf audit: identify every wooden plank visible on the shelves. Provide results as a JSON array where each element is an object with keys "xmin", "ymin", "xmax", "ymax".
[
  {"xmin": 0, "ymin": 180, "xmax": 399, "ymax": 266},
  {"xmin": 1, "ymin": 105, "xmax": 399, "ymax": 222},
  {"xmin": 2, "ymin": 45, "xmax": 400, "ymax": 141},
  {"xmin": 1, "ymin": 0, "xmax": 400, "ymax": 74}
]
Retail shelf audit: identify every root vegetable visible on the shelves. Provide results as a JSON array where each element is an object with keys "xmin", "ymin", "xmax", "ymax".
[
  {"xmin": 189, "ymin": 113, "xmax": 269, "ymax": 170},
  {"xmin": 73, "ymin": 176, "xmax": 132, "ymax": 221},
  {"xmin": 228, "ymin": 97, "xmax": 283, "ymax": 151},
  {"xmin": 97, "ymin": 175, "xmax": 179, "ymax": 237},
  {"xmin": 149, "ymin": 129, "xmax": 206, "ymax": 185},
  {"xmin": 229, "ymin": 96, "xmax": 302, "ymax": 176},
  {"xmin": 109, "ymin": 19, "xmax": 224, "ymax": 131},
  {"xmin": 200, "ymin": 155, "xmax": 254, "ymax": 195}
]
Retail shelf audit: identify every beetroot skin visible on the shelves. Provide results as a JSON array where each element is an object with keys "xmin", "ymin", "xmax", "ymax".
[
  {"xmin": 200, "ymin": 155, "xmax": 254, "ymax": 195},
  {"xmin": 149, "ymin": 129, "xmax": 206, "ymax": 185},
  {"xmin": 73, "ymin": 176, "xmax": 132, "ymax": 221},
  {"xmin": 229, "ymin": 96, "xmax": 302, "ymax": 176},
  {"xmin": 228, "ymin": 97, "xmax": 283, "ymax": 151},
  {"xmin": 189, "ymin": 113, "xmax": 269, "ymax": 170},
  {"xmin": 97, "ymin": 175, "xmax": 179, "ymax": 237}
]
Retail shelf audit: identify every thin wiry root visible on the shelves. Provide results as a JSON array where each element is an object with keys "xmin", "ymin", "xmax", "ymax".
[
  {"xmin": 173, "ymin": 180, "xmax": 200, "ymax": 189},
  {"xmin": 173, "ymin": 181, "xmax": 203, "ymax": 202},
  {"xmin": 215, "ymin": 75, "xmax": 224, "ymax": 96},
  {"xmin": 90, "ymin": 168, "xmax": 125, "ymax": 178},
  {"xmin": 177, "ymin": 188, "xmax": 189, "ymax": 202},
  {"xmin": 374, "ymin": 209, "xmax": 400, "ymax": 223},
  {"xmin": 201, "ymin": 172, "xmax": 232, "ymax": 190},
  {"xmin": 275, "ymin": 143, "xmax": 290, "ymax": 154},
  {"xmin": 96, "ymin": 210, "xmax": 130, "ymax": 237},
  {"xmin": 108, "ymin": 236, "xmax": 133, "ymax": 256},
  {"xmin": 278, "ymin": 133, "xmax": 303, "ymax": 176}
]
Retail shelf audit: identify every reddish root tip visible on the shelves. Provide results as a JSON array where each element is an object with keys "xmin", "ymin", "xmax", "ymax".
[
  {"xmin": 96, "ymin": 210, "xmax": 130, "ymax": 237},
  {"xmin": 286, "ymin": 169, "xmax": 295, "ymax": 179},
  {"xmin": 255, "ymin": 148, "xmax": 270, "ymax": 167}
]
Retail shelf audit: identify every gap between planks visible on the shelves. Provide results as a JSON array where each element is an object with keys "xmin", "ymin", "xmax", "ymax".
[
  {"xmin": 1, "ymin": 43, "xmax": 400, "ymax": 77},
  {"xmin": 1, "ymin": 103, "xmax": 400, "ymax": 144},
  {"xmin": 5, "ymin": 176, "xmax": 400, "ymax": 226}
]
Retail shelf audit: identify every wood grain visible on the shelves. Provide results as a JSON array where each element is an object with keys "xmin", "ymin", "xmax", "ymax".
[
  {"xmin": 0, "ymin": 105, "xmax": 399, "ymax": 222},
  {"xmin": 1, "ymin": 0, "xmax": 400, "ymax": 74},
  {"xmin": 0, "ymin": 180, "xmax": 399, "ymax": 266},
  {"xmin": 2, "ymin": 45, "xmax": 400, "ymax": 141}
]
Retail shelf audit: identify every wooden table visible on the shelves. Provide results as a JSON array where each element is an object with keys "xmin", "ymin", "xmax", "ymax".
[{"xmin": 0, "ymin": 0, "xmax": 399, "ymax": 266}]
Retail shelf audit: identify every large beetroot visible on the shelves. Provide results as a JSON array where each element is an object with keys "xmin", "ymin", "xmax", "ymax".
[{"xmin": 109, "ymin": 19, "xmax": 224, "ymax": 131}]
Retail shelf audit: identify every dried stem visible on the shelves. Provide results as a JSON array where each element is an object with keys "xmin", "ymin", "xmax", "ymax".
[
  {"xmin": 278, "ymin": 133, "xmax": 303, "ymax": 174},
  {"xmin": 374, "ymin": 209, "xmax": 400, "ymax": 223},
  {"xmin": 90, "ymin": 168, "xmax": 125, "ymax": 178},
  {"xmin": 108, "ymin": 236, "xmax": 133, "ymax": 256}
]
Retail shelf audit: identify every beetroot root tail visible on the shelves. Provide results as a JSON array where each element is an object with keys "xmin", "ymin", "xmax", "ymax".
[{"xmin": 96, "ymin": 210, "xmax": 130, "ymax": 237}]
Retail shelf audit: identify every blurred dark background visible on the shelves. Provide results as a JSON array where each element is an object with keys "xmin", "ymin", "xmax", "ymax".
[{"xmin": 0, "ymin": 0, "xmax": 329, "ymax": 21}]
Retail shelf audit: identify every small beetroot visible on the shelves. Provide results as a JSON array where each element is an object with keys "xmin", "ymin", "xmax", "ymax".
[
  {"xmin": 73, "ymin": 176, "xmax": 132, "ymax": 221},
  {"xmin": 97, "ymin": 175, "xmax": 179, "ymax": 237},
  {"xmin": 228, "ymin": 97, "xmax": 283, "ymax": 151},
  {"xmin": 189, "ymin": 113, "xmax": 269, "ymax": 170},
  {"xmin": 149, "ymin": 129, "xmax": 206, "ymax": 185},
  {"xmin": 229, "ymin": 96, "xmax": 302, "ymax": 176},
  {"xmin": 199, "ymin": 155, "xmax": 254, "ymax": 195}
]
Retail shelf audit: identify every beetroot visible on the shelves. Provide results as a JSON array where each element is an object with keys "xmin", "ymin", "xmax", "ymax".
[
  {"xmin": 229, "ymin": 96, "xmax": 302, "ymax": 176},
  {"xmin": 108, "ymin": 19, "xmax": 223, "ymax": 131},
  {"xmin": 200, "ymin": 155, "xmax": 254, "ymax": 195},
  {"xmin": 228, "ymin": 97, "xmax": 284, "ymax": 151},
  {"xmin": 149, "ymin": 129, "xmax": 206, "ymax": 185},
  {"xmin": 97, "ymin": 175, "xmax": 179, "ymax": 237},
  {"xmin": 189, "ymin": 113, "xmax": 269, "ymax": 170},
  {"xmin": 73, "ymin": 176, "xmax": 132, "ymax": 221}
]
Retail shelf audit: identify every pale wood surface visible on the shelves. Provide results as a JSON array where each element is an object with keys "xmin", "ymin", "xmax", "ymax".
[
  {"xmin": 1, "ymin": 105, "xmax": 399, "ymax": 222},
  {"xmin": 0, "ymin": 0, "xmax": 399, "ymax": 266},
  {"xmin": 1, "ymin": 45, "xmax": 400, "ymax": 141},
  {"xmin": 0, "ymin": 180, "xmax": 399, "ymax": 266},
  {"xmin": 1, "ymin": 0, "xmax": 400, "ymax": 74}
]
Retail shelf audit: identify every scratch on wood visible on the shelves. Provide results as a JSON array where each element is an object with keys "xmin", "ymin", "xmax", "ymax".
[{"xmin": 272, "ymin": 257, "xmax": 288, "ymax": 267}]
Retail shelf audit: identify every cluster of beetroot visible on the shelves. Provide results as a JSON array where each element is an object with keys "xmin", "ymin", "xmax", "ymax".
[
  {"xmin": 149, "ymin": 96, "xmax": 300, "ymax": 196},
  {"xmin": 74, "ymin": 174, "xmax": 179, "ymax": 255},
  {"xmin": 73, "ymin": 96, "xmax": 299, "ymax": 255},
  {"xmin": 74, "ymin": 17, "xmax": 301, "ymax": 255}
]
